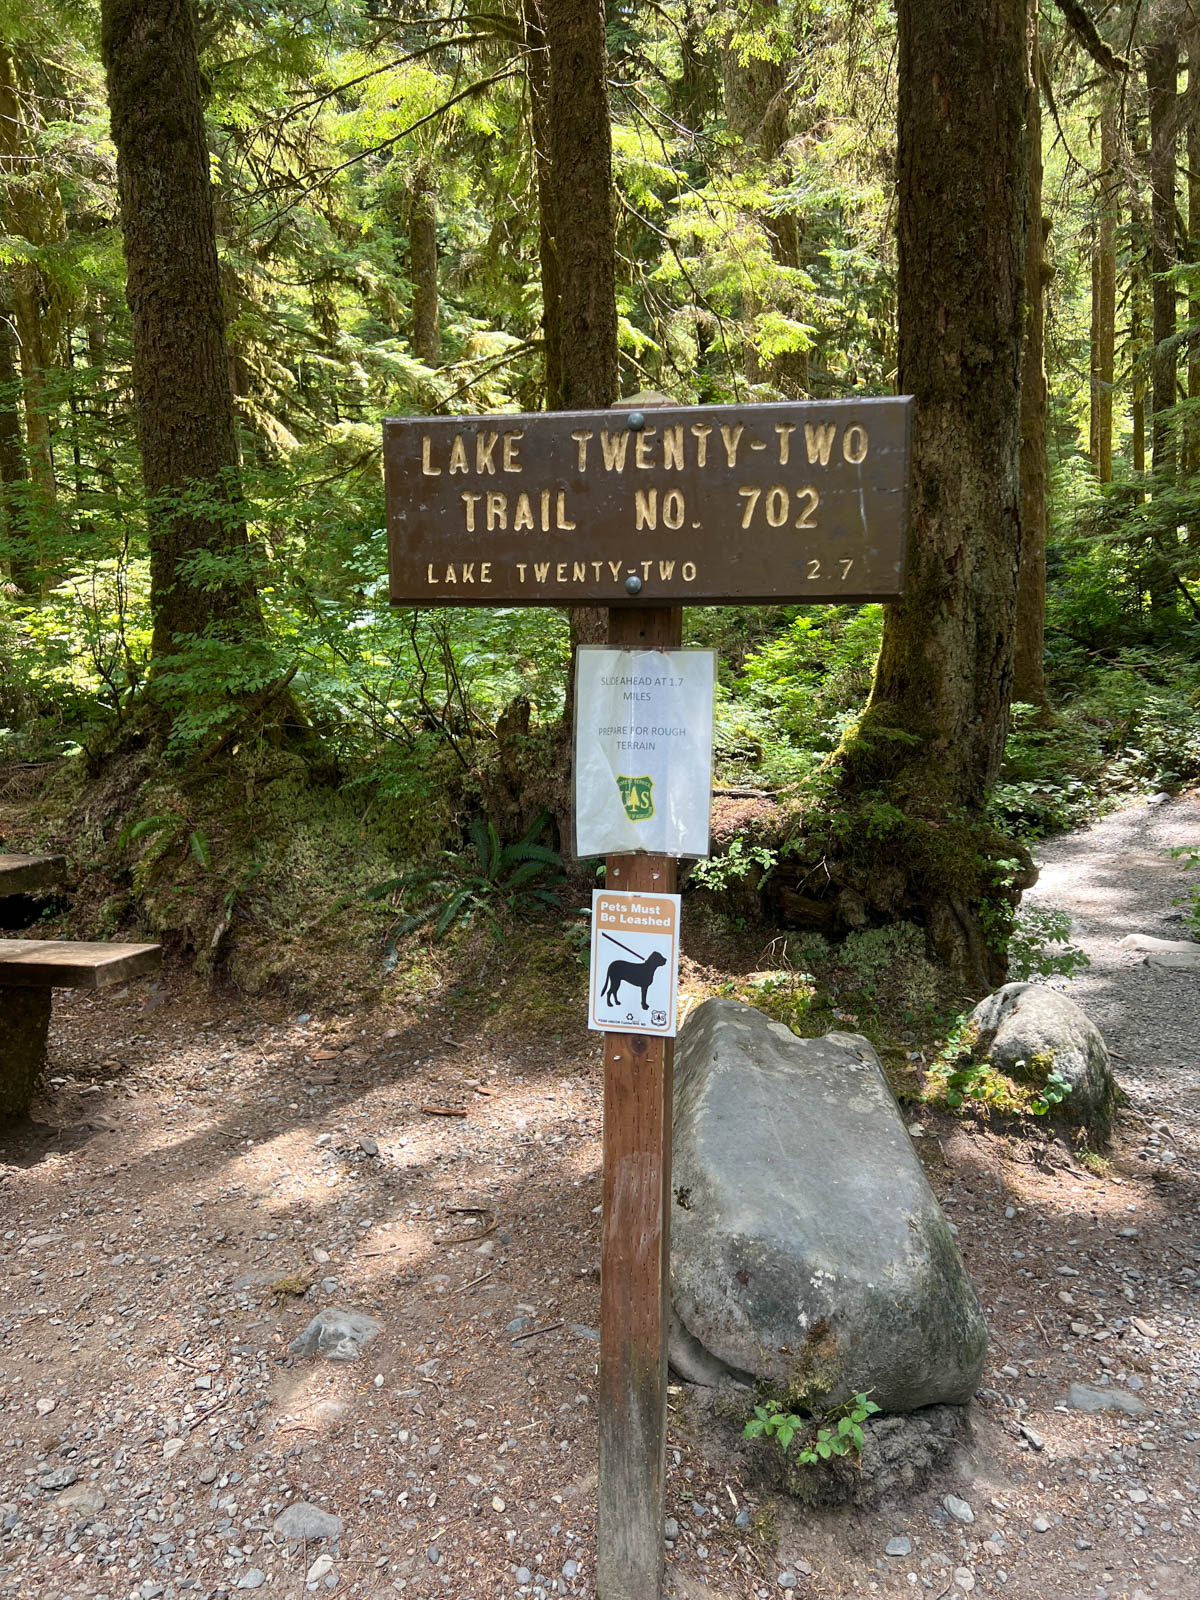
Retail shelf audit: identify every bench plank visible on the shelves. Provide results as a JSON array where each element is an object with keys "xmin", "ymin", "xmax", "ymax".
[
  {"xmin": 0, "ymin": 939, "xmax": 162, "ymax": 989},
  {"xmin": 0, "ymin": 853, "xmax": 67, "ymax": 896}
]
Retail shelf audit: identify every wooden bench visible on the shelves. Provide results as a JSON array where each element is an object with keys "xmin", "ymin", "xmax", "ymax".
[
  {"xmin": 0, "ymin": 854, "xmax": 161, "ymax": 1119},
  {"xmin": 0, "ymin": 851, "xmax": 67, "ymax": 898}
]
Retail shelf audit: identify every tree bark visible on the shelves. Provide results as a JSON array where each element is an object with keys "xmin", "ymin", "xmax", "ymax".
[
  {"xmin": 409, "ymin": 167, "xmax": 440, "ymax": 368},
  {"xmin": 826, "ymin": 0, "xmax": 1030, "ymax": 989},
  {"xmin": 721, "ymin": 1, "xmax": 808, "ymax": 396},
  {"xmin": 546, "ymin": 0, "xmax": 619, "ymax": 413},
  {"xmin": 545, "ymin": 0, "xmax": 618, "ymax": 721},
  {"xmin": 0, "ymin": 304, "xmax": 33, "ymax": 592},
  {"xmin": 523, "ymin": 0, "xmax": 563, "ymax": 409},
  {"xmin": 1187, "ymin": 38, "xmax": 1200, "ymax": 490},
  {"xmin": 1092, "ymin": 89, "xmax": 1118, "ymax": 483},
  {"xmin": 101, "ymin": 0, "xmax": 262, "ymax": 661},
  {"xmin": 0, "ymin": 45, "xmax": 66, "ymax": 571},
  {"xmin": 1146, "ymin": 36, "xmax": 1179, "ymax": 478},
  {"xmin": 1014, "ymin": 5, "xmax": 1048, "ymax": 708}
]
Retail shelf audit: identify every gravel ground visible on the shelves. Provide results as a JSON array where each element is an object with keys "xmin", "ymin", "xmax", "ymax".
[{"xmin": 0, "ymin": 795, "xmax": 1196, "ymax": 1600}]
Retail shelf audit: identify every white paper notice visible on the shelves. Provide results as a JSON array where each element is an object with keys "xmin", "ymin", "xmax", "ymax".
[{"xmin": 574, "ymin": 647, "xmax": 715, "ymax": 859}]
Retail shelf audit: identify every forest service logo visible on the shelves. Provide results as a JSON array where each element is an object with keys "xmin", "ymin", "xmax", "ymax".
[{"xmin": 616, "ymin": 774, "xmax": 655, "ymax": 822}]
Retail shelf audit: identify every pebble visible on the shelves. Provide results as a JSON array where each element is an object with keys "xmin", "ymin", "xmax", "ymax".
[
  {"xmin": 944, "ymin": 1494, "xmax": 974, "ymax": 1524},
  {"xmin": 35, "ymin": 1397, "xmax": 55, "ymax": 1415},
  {"xmin": 563, "ymin": 1559, "xmax": 578, "ymax": 1578},
  {"xmin": 954, "ymin": 1569, "xmax": 975, "ymax": 1593},
  {"xmin": 1032, "ymin": 1517, "xmax": 1050, "ymax": 1533},
  {"xmin": 885, "ymin": 1536, "xmax": 912, "ymax": 1557},
  {"xmin": 427, "ymin": 1546, "xmax": 442, "ymax": 1565},
  {"xmin": 290, "ymin": 1308, "xmax": 382, "ymax": 1361},
  {"xmin": 274, "ymin": 1502, "xmax": 344, "ymax": 1541},
  {"xmin": 664, "ymin": 1518, "xmax": 679, "ymax": 1541},
  {"xmin": 778, "ymin": 1575, "xmax": 797, "ymax": 1591},
  {"xmin": 56, "ymin": 1483, "xmax": 106, "ymax": 1516},
  {"xmin": 315, "ymin": 1132, "xmax": 332, "ymax": 1147},
  {"xmin": 162, "ymin": 1438, "xmax": 185, "ymax": 1461},
  {"xmin": 237, "ymin": 1571, "xmax": 266, "ymax": 1590},
  {"xmin": 306, "ymin": 1553, "xmax": 333, "ymax": 1583},
  {"xmin": 358, "ymin": 1135, "xmax": 379, "ymax": 1157},
  {"xmin": 1066, "ymin": 1382, "xmax": 1146, "ymax": 1416},
  {"xmin": 37, "ymin": 1467, "xmax": 78, "ymax": 1492},
  {"xmin": 735, "ymin": 1508, "xmax": 750, "ymax": 1528},
  {"xmin": 517, "ymin": 1567, "xmax": 533, "ymax": 1585}
]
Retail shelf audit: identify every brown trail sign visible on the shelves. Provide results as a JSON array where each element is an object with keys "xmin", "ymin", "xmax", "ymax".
[
  {"xmin": 385, "ymin": 398, "xmax": 910, "ymax": 607},
  {"xmin": 386, "ymin": 394, "xmax": 911, "ymax": 1600}
]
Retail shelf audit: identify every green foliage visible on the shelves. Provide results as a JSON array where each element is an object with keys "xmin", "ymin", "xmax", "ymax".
[
  {"xmin": 689, "ymin": 837, "xmax": 777, "ymax": 891},
  {"xmin": 743, "ymin": 1392, "xmax": 880, "ymax": 1465},
  {"xmin": 704, "ymin": 606, "xmax": 885, "ymax": 788},
  {"xmin": 1005, "ymin": 905, "xmax": 1090, "ymax": 981},
  {"xmin": 1168, "ymin": 846, "xmax": 1200, "ymax": 936},
  {"xmin": 366, "ymin": 811, "xmax": 565, "ymax": 960},
  {"xmin": 925, "ymin": 1024, "xmax": 1074, "ymax": 1120}
]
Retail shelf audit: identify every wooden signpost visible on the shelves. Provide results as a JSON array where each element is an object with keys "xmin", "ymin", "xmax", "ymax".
[{"xmin": 386, "ymin": 394, "xmax": 911, "ymax": 1600}]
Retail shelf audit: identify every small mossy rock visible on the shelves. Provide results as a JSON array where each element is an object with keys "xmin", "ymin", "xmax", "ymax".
[
  {"xmin": 969, "ymin": 982, "xmax": 1116, "ymax": 1143},
  {"xmin": 670, "ymin": 998, "xmax": 987, "ymax": 1413}
]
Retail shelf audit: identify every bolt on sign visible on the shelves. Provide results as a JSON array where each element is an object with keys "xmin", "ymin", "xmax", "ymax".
[
  {"xmin": 588, "ymin": 890, "xmax": 680, "ymax": 1037},
  {"xmin": 384, "ymin": 397, "xmax": 912, "ymax": 606}
]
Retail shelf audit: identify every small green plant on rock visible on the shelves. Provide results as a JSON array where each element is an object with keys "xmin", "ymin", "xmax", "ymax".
[
  {"xmin": 743, "ymin": 1391, "xmax": 880, "ymax": 1465},
  {"xmin": 926, "ymin": 1030, "xmax": 1074, "ymax": 1121}
]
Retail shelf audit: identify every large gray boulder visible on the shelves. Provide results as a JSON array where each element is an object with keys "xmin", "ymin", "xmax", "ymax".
[
  {"xmin": 670, "ymin": 999, "xmax": 987, "ymax": 1414},
  {"xmin": 968, "ymin": 982, "xmax": 1117, "ymax": 1142}
]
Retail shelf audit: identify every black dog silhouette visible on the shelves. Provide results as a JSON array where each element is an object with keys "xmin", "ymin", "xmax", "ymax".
[{"xmin": 601, "ymin": 949, "xmax": 667, "ymax": 1009}]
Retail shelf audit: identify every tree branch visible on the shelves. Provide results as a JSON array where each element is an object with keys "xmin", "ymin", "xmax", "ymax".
[{"xmin": 1053, "ymin": 0, "xmax": 1130, "ymax": 75}]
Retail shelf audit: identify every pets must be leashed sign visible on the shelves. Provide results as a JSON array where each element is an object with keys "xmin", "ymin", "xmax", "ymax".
[{"xmin": 588, "ymin": 890, "xmax": 680, "ymax": 1037}]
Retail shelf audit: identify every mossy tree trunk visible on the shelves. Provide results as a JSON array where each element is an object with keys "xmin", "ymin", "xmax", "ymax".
[
  {"xmin": 1187, "ymin": 37, "xmax": 1200, "ymax": 507},
  {"xmin": 1146, "ymin": 36, "xmax": 1179, "ymax": 481},
  {"xmin": 545, "ymin": 0, "xmax": 617, "ymax": 743},
  {"xmin": 101, "ymin": 0, "xmax": 263, "ymax": 664},
  {"xmin": 409, "ymin": 166, "xmax": 440, "ymax": 368},
  {"xmin": 817, "ymin": 0, "xmax": 1031, "ymax": 991},
  {"xmin": 0, "ymin": 304, "xmax": 32, "ymax": 592},
  {"xmin": 523, "ymin": 0, "xmax": 563, "ymax": 410},
  {"xmin": 1091, "ymin": 90, "xmax": 1118, "ymax": 484},
  {"xmin": 0, "ymin": 44, "xmax": 67, "ymax": 584},
  {"xmin": 1014, "ymin": 5, "xmax": 1048, "ymax": 709},
  {"xmin": 720, "ymin": 0, "xmax": 809, "ymax": 397}
]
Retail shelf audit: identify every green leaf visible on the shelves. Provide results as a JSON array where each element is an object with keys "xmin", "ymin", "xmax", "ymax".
[
  {"xmin": 189, "ymin": 829, "xmax": 212, "ymax": 870},
  {"xmin": 118, "ymin": 814, "xmax": 175, "ymax": 850},
  {"xmin": 435, "ymin": 887, "xmax": 477, "ymax": 940}
]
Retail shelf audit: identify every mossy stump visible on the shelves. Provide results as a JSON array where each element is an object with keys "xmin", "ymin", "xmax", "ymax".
[{"xmin": 0, "ymin": 988, "xmax": 51, "ymax": 1119}]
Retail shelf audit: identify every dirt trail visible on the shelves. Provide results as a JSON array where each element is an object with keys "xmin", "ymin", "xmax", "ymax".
[
  {"xmin": 0, "ymin": 795, "xmax": 1196, "ymax": 1600},
  {"xmin": 1026, "ymin": 792, "xmax": 1200, "ymax": 1138}
]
